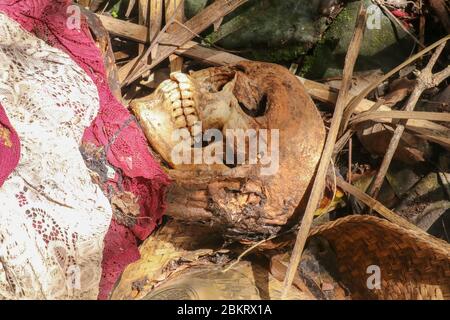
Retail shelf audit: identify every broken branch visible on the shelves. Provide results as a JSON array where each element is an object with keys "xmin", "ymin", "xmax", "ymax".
[
  {"xmin": 368, "ymin": 41, "xmax": 449, "ymax": 200},
  {"xmin": 123, "ymin": 0, "xmax": 249, "ymax": 86},
  {"xmin": 342, "ymin": 35, "xmax": 450, "ymax": 131}
]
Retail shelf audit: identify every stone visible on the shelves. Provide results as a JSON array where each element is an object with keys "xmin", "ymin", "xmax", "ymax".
[
  {"xmin": 302, "ymin": 0, "xmax": 415, "ymax": 79},
  {"xmin": 186, "ymin": 0, "xmax": 333, "ymax": 63}
]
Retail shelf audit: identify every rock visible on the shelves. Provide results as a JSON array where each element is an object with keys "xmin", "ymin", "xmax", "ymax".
[
  {"xmin": 302, "ymin": 0, "xmax": 415, "ymax": 79},
  {"xmin": 185, "ymin": 0, "xmax": 333, "ymax": 63},
  {"xmin": 395, "ymin": 171, "xmax": 450, "ymax": 241},
  {"xmin": 386, "ymin": 162, "xmax": 426, "ymax": 198},
  {"xmin": 356, "ymin": 122, "xmax": 432, "ymax": 165}
]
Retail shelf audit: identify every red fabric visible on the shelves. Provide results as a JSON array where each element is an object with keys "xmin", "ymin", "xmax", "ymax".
[
  {"xmin": 0, "ymin": 0, "xmax": 170, "ymax": 299},
  {"xmin": 391, "ymin": 9, "xmax": 413, "ymax": 19}
]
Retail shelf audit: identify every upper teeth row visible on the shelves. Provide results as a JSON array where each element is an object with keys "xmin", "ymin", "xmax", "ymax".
[{"xmin": 159, "ymin": 73, "xmax": 200, "ymax": 135}]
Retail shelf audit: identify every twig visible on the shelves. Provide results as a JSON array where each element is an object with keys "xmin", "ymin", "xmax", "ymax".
[
  {"xmin": 367, "ymin": 41, "xmax": 449, "ymax": 200},
  {"xmin": 336, "ymin": 176, "xmax": 425, "ymax": 233},
  {"xmin": 122, "ymin": 0, "xmax": 249, "ymax": 86},
  {"xmin": 296, "ymin": 75, "xmax": 450, "ymax": 149},
  {"xmin": 222, "ymin": 236, "xmax": 277, "ymax": 273},
  {"xmin": 122, "ymin": 1, "xmax": 185, "ymax": 85},
  {"xmin": 350, "ymin": 110, "xmax": 450, "ymax": 126},
  {"xmin": 333, "ymin": 129, "xmax": 354, "ymax": 156},
  {"xmin": 348, "ymin": 137, "xmax": 353, "ymax": 183},
  {"xmin": 125, "ymin": 0, "xmax": 137, "ymax": 18},
  {"xmin": 324, "ymin": 159, "xmax": 338, "ymax": 215},
  {"xmin": 20, "ymin": 175, "xmax": 74, "ymax": 209},
  {"xmin": 280, "ymin": 4, "xmax": 367, "ymax": 299},
  {"xmin": 438, "ymin": 172, "xmax": 450, "ymax": 200},
  {"xmin": 149, "ymin": 0, "xmax": 164, "ymax": 58},
  {"xmin": 342, "ymin": 35, "xmax": 450, "ymax": 131},
  {"xmin": 419, "ymin": 0, "xmax": 425, "ymax": 47},
  {"xmin": 368, "ymin": 98, "xmax": 386, "ymax": 112},
  {"xmin": 165, "ymin": 0, "xmax": 185, "ymax": 72}
]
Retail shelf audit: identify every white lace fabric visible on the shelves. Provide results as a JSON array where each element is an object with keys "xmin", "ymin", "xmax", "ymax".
[{"xmin": 0, "ymin": 13, "xmax": 112, "ymax": 299}]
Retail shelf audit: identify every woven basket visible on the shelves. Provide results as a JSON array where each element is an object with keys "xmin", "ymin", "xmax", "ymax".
[{"xmin": 310, "ymin": 215, "xmax": 450, "ymax": 300}]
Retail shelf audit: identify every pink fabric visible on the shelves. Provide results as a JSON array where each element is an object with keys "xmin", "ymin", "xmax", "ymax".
[{"xmin": 0, "ymin": 0, "xmax": 170, "ymax": 299}]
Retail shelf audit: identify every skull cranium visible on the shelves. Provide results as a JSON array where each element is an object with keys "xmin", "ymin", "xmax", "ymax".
[{"xmin": 132, "ymin": 61, "xmax": 325, "ymax": 240}]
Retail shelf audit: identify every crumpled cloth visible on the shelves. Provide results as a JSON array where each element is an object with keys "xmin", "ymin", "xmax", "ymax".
[
  {"xmin": 0, "ymin": 9, "xmax": 113, "ymax": 299},
  {"xmin": 0, "ymin": 0, "xmax": 170, "ymax": 299}
]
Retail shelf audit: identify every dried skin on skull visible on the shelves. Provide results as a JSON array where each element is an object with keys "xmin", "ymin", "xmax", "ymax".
[{"xmin": 132, "ymin": 62, "xmax": 326, "ymax": 239}]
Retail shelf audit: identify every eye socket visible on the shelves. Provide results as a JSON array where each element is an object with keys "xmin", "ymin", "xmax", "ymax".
[
  {"xmin": 212, "ymin": 80, "xmax": 231, "ymax": 93},
  {"xmin": 238, "ymin": 93, "xmax": 268, "ymax": 118}
]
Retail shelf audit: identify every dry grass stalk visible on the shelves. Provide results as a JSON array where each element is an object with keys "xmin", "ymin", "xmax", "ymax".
[
  {"xmin": 122, "ymin": 0, "xmax": 249, "ymax": 86},
  {"xmin": 165, "ymin": 0, "xmax": 185, "ymax": 72},
  {"xmin": 342, "ymin": 35, "xmax": 450, "ymax": 130},
  {"xmin": 336, "ymin": 177, "xmax": 425, "ymax": 234},
  {"xmin": 281, "ymin": 4, "xmax": 367, "ymax": 299},
  {"xmin": 298, "ymin": 76, "xmax": 450, "ymax": 149},
  {"xmin": 122, "ymin": 1, "xmax": 185, "ymax": 85},
  {"xmin": 351, "ymin": 110, "xmax": 450, "ymax": 125}
]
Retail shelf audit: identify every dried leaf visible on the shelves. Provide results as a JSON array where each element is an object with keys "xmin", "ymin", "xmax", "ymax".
[
  {"xmin": 0, "ymin": 125, "xmax": 12, "ymax": 148},
  {"xmin": 111, "ymin": 191, "xmax": 141, "ymax": 227},
  {"xmin": 357, "ymin": 123, "xmax": 432, "ymax": 164}
]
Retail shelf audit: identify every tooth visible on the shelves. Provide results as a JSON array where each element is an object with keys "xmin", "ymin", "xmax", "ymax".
[
  {"xmin": 171, "ymin": 72, "xmax": 190, "ymax": 84},
  {"xmin": 160, "ymin": 79, "xmax": 173, "ymax": 87},
  {"xmin": 186, "ymin": 115, "xmax": 199, "ymax": 126},
  {"xmin": 160, "ymin": 80, "xmax": 178, "ymax": 93},
  {"xmin": 175, "ymin": 116, "xmax": 187, "ymax": 128},
  {"xmin": 183, "ymin": 107, "xmax": 196, "ymax": 115},
  {"xmin": 179, "ymin": 82, "xmax": 191, "ymax": 91},
  {"xmin": 172, "ymin": 108, "xmax": 184, "ymax": 118},
  {"xmin": 181, "ymin": 90, "xmax": 193, "ymax": 99},
  {"xmin": 192, "ymin": 122, "xmax": 202, "ymax": 129},
  {"xmin": 182, "ymin": 99, "xmax": 195, "ymax": 108},
  {"xmin": 168, "ymin": 90, "xmax": 181, "ymax": 102},
  {"xmin": 172, "ymin": 100, "xmax": 182, "ymax": 109}
]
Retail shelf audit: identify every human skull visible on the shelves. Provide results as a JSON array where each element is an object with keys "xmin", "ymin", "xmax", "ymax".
[
  {"xmin": 132, "ymin": 65, "xmax": 260, "ymax": 170},
  {"xmin": 132, "ymin": 61, "xmax": 325, "ymax": 240}
]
